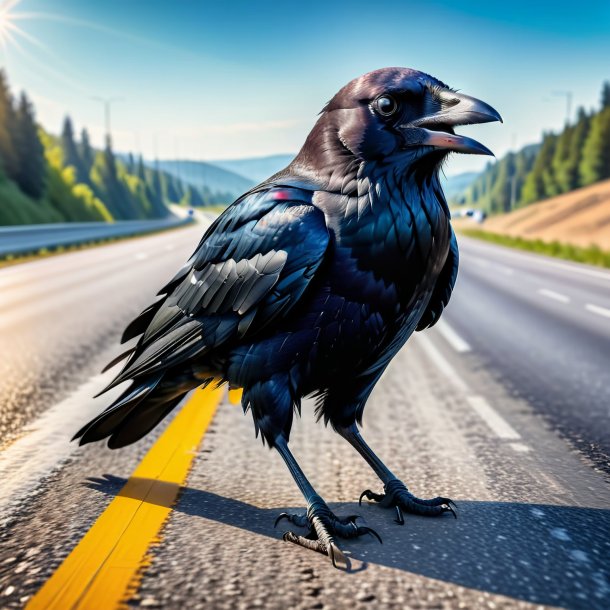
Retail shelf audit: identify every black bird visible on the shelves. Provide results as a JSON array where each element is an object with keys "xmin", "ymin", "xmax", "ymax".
[{"xmin": 75, "ymin": 67, "xmax": 501, "ymax": 568}]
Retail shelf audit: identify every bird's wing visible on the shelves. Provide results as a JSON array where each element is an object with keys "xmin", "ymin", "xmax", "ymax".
[
  {"xmin": 108, "ymin": 186, "xmax": 330, "ymax": 388},
  {"xmin": 416, "ymin": 227, "xmax": 459, "ymax": 331}
]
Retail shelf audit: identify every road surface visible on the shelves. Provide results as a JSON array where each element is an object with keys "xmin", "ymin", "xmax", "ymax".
[{"xmin": 0, "ymin": 229, "xmax": 608, "ymax": 609}]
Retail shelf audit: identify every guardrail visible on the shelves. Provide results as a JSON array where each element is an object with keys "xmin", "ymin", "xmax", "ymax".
[{"xmin": 0, "ymin": 216, "xmax": 194, "ymax": 257}]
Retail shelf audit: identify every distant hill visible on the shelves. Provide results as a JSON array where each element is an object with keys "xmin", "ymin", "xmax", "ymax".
[
  {"xmin": 209, "ymin": 154, "xmax": 295, "ymax": 183},
  {"xmin": 154, "ymin": 159, "xmax": 254, "ymax": 199},
  {"xmin": 441, "ymin": 171, "xmax": 479, "ymax": 202}
]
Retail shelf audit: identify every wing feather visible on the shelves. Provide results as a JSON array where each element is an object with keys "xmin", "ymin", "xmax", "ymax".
[
  {"xmin": 104, "ymin": 187, "xmax": 329, "ymax": 390},
  {"xmin": 416, "ymin": 228, "xmax": 459, "ymax": 331}
]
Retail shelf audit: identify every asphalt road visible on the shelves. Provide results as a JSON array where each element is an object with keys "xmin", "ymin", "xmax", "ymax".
[
  {"xmin": 445, "ymin": 237, "xmax": 610, "ymax": 474},
  {"xmin": 0, "ymin": 228, "xmax": 608, "ymax": 610}
]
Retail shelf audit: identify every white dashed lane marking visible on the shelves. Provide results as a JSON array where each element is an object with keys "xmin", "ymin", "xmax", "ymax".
[
  {"xmin": 418, "ymin": 334, "xmax": 469, "ymax": 392},
  {"xmin": 466, "ymin": 396, "xmax": 521, "ymax": 440},
  {"xmin": 585, "ymin": 303, "xmax": 610, "ymax": 319},
  {"xmin": 418, "ymin": 333, "xmax": 529, "ymax": 453},
  {"xmin": 134, "ymin": 252, "xmax": 149, "ymax": 260},
  {"xmin": 538, "ymin": 288, "xmax": 570, "ymax": 304},
  {"xmin": 435, "ymin": 319, "xmax": 471, "ymax": 353}
]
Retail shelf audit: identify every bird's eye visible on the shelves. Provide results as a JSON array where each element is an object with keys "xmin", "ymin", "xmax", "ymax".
[{"xmin": 374, "ymin": 95, "xmax": 398, "ymax": 117}]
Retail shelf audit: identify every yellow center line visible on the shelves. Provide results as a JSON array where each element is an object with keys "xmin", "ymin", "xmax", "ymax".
[
  {"xmin": 228, "ymin": 388, "xmax": 243, "ymax": 405},
  {"xmin": 26, "ymin": 384, "xmax": 225, "ymax": 610}
]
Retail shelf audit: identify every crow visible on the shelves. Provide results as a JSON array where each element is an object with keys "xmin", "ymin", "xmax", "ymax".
[{"xmin": 75, "ymin": 67, "xmax": 501, "ymax": 568}]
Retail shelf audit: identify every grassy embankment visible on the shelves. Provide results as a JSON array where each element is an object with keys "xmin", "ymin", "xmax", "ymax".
[
  {"xmin": 457, "ymin": 227, "xmax": 610, "ymax": 269},
  {"xmin": 455, "ymin": 178, "xmax": 610, "ymax": 270}
]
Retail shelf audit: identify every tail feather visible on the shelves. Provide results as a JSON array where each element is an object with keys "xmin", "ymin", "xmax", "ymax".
[
  {"xmin": 76, "ymin": 372, "xmax": 203, "ymax": 449},
  {"xmin": 107, "ymin": 395, "xmax": 184, "ymax": 449},
  {"xmin": 75, "ymin": 375, "xmax": 162, "ymax": 444},
  {"xmin": 121, "ymin": 299, "xmax": 165, "ymax": 344},
  {"xmin": 101, "ymin": 347, "xmax": 136, "ymax": 373}
]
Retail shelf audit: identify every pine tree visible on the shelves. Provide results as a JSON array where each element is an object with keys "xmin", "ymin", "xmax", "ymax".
[
  {"xmin": 13, "ymin": 92, "xmax": 45, "ymax": 199},
  {"xmin": 189, "ymin": 186, "xmax": 204, "ymax": 207},
  {"xmin": 136, "ymin": 155, "xmax": 146, "ymax": 181},
  {"xmin": 91, "ymin": 137, "xmax": 133, "ymax": 218},
  {"xmin": 61, "ymin": 116, "xmax": 88, "ymax": 184},
  {"xmin": 520, "ymin": 133, "xmax": 557, "ymax": 204},
  {"xmin": 0, "ymin": 70, "xmax": 18, "ymax": 180},
  {"xmin": 126, "ymin": 152, "xmax": 135, "ymax": 175},
  {"xmin": 164, "ymin": 172, "xmax": 181, "ymax": 203},
  {"xmin": 601, "ymin": 82, "xmax": 610, "ymax": 109},
  {"xmin": 564, "ymin": 108, "xmax": 590, "ymax": 190},
  {"xmin": 551, "ymin": 123, "xmax": 575, "ymax": 194},
  {"xmin": 151, "ymin": 166, "xmax": 163, "ymax": 204},
  {"xmin": 579, "ymin": 107, "xmax": 610, "ymax": 186},
  {"xmin": 80, "ymin": 128, "xmax": 94, "ymax": 176}
]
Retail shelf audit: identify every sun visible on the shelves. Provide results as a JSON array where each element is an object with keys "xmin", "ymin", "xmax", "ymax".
[{"xmin": 0, "ymin": 0, "xmax": 46, "ymax": 58}]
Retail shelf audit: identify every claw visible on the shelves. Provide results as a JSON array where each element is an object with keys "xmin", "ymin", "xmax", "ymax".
[
  {"xmin": 359, "ymin": 489, "xmax": 385, "ymax": 505},
  {"xmin": 358, "ymin": 526, "xmax": 383, "ymax": 545},
  {"xmin": 274, "ymin": 513, "xmax": 290, "ymax": 528},
  {"xmin": 345, "ymin": 514, "xmax": 363, "ymax": 523},
  {"xmin": 329, "ymin": 542, "xmax": 349, "ymax": 570},
  {"xmin": 359, "ymin": 490, "xmax": 372, "ymax": 506},
  {"xmin": 444, "ymin": 503, "xmax": 458, "ymax": 519},
  {"xmin": 394, "ymin": 505, "xmax": 405, "ymax": 525},
  {"xmin": 447, "ymin": 499, "xmax": 458, "ymax": 511}
]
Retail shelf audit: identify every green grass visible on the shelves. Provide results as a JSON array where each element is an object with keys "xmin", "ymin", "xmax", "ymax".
[{"xmin": 458, "ymin": 228, "xmax": 610, "ymax": 269}]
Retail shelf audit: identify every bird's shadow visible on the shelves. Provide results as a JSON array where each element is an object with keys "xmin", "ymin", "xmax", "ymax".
[{"xmin": 86, "ymin": 474, "xmax": 610, "ymax": 609}]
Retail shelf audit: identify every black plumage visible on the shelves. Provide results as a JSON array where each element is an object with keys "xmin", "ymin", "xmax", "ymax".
[{"xmin": 76, "ymin": 67, "xmax": 500, "ymax": 567}]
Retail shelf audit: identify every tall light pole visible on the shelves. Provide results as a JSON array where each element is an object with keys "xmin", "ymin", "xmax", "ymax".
[
  {"xmin": 552, "ymin": 90, "xmax": 573, "ymax": 126},
  {"xmin": 91, "ymin": 96, "xmax": 123, "ymax": 147}
]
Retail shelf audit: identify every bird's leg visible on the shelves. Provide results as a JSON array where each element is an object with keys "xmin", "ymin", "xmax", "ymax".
[
  {"xmin": 337, "ymin": 424, "xmax": 456, "ymax": 521},
  {"xmin": 273, "ymin": 435, "xmax": 381, "ymax": 569}
]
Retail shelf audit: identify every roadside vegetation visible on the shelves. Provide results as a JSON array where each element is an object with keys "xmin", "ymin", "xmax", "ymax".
[
  {"xmin": 0, "ymin": 70, "xmax": 228, "ymax": 225},
  {"xmin": 458, "ymin": 228, "xmax": 610, "ymax": 270}
]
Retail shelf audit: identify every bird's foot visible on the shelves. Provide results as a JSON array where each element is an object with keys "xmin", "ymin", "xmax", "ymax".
[
  {"xmin": 359, "ymin": 478, "xmax": 457, "ymax": 524},
  {"xmin": 275, "ymin": 494, "xmax": 382, "ymax": 569}
]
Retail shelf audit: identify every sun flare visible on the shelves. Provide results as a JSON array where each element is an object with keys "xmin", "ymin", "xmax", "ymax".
[{"xmin": 0, "ymin": 0, "xmax": 41, "ymax": 53}]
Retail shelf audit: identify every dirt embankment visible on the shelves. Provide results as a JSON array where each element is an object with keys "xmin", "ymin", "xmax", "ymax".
[{"xmin": 458, "ymin": 178, "xmax": 610, "ymax": 250}]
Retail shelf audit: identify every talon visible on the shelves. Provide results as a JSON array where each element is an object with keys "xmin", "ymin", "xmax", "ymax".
[
  {"xmin": 329, "ymin": 542, "xmax": 349, "ymax": 570},
  {"xmin": 359, "ymin": 490, "xmax": 372, "ymax": 506},
  {"xmin": 394, "ymin": 505, "xmax": 404, "ymax": 525},
  {"xmin": 274, "ymin": 513, "xmax": 290, "ymax": 528},
  {"xmin": 358, "ymin": 526, "xmax": 383, "ymax": 545},
  {"xmin": 447, "ymin": 499, "xmax": 458, "ymax": 511},
  {"xmin": 444, "ymin": 503, "xmax": 458, "ymax": 519}
]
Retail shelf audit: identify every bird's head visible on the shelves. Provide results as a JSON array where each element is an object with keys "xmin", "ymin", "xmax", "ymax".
[{"xmin": 294, "ymin": 67, "xmax": 501, "ymax": 183}]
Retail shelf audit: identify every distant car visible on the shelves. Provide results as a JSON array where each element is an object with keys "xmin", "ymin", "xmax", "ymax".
[
  {"xmin": 187, "ymin": 208, "xmax": 194, "ymax": 217},
  {"xmin": 473, "ymin": 209, "xmax": 486, "ymax": 223}
]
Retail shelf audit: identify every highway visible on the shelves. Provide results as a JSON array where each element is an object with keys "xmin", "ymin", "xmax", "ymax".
[{"xmin": 0, "ymin": 226, "xmax": 608, "ymax": 609}]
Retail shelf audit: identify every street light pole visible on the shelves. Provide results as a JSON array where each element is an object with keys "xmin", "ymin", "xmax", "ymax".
[{"xmin": 91, "ymin": 96, "xmax": 123, "ymax": 147}]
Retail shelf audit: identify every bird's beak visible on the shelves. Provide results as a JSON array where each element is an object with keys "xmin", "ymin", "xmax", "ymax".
[{"xmin": 402, "ymin": 90, "xmax": 502, "ymax": 156}]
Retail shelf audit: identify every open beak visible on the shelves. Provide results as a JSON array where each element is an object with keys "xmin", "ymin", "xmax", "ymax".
[{"xmin": 402, "ymin": 90, "xmax": 502, "ymax": 156}]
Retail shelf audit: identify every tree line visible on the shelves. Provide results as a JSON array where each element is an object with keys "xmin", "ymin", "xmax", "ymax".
[
  {"xmin": 0, "ymin": 70, "xmax": 229, "ymax": 226},
  {"xmin": 455, "ymin": 82, "xmax": 610, "ymax": 214}
]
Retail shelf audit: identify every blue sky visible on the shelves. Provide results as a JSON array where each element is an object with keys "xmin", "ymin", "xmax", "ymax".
[{"xmin": 1, "ymin": 0, "xmax": 609, "ymax": 175}]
